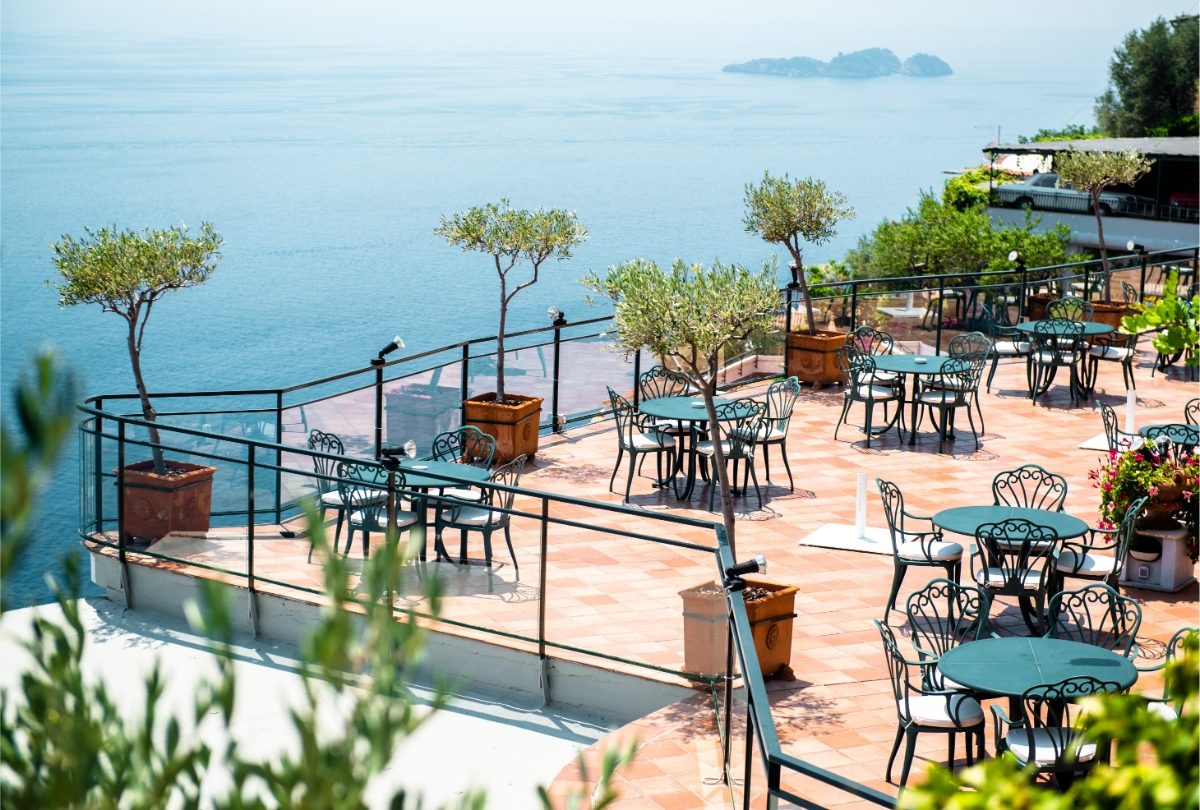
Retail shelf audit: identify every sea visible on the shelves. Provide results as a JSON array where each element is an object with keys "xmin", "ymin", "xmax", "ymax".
[{"xmin": 1, "ymin": 33, "xmax": 1104, "ymax": 606}]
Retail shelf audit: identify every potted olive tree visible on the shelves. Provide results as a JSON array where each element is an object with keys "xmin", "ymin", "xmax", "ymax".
[
  {"xmin": 585, "ymin": 258, "xmax": 797, "ymax": 679},
  {"xmin": 436, "ymin": 200, "xmax": 587, "ymax": 463},
  {"xmin": 744, "ymin": 172, "xmax": 855, "ymax": 386},
  {"xmin": 1054, "ymin": 148, "xmax": 1152, "ymax": 325},
  {"xmin": 52, "ymin": 223, "xmax": 223, "ymax": 543}
]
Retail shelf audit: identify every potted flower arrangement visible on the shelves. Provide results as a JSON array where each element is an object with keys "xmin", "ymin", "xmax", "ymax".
[
  {"xmin": 744, "ymin": 173, "xmax": 855, "ymax": 387},
  {"xmin": 1092, "ymin": 439, "xmax": 1199, "ymax": 564},
  {"xmin": 436, "ymin": 200, "xmax": 587, "ymax": 463},
  {"xmin": 52, "ymin": 223, "xmax": 224, "ymax": 544}
]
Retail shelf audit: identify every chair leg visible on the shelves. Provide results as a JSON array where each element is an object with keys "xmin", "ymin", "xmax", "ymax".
[
  {"xmin": 886, "ymin": 725, "xmax": 905, "ymax": 783},
  {"xmin": 334, "ymin": 509, "xmax": 345, "ymax": 544},
  {"xmin": 624, "ymin": 450, "xmax": 638, "ymax": 503},
  {"xmin": 779, "ymin": 440, "xmax": 795, "ymax": 492},
  {"xmin": 503, "ymin": 524, "xmax": 518, "ymax": 572},
  {"xmin": 986, "ymin": 355, "xmax": 999, "ymax": 392},
  {"xmin": 361, "ymin": 528, "xmax": 370, "ymax": 558},
  {"xmin": 481, "ymin": 528, "xmax": 494, "ymax": 568},
  {"xmin": 884, "ymin": 564, "xmax": 907, "ymax": 618},
  {"xmin": 864, "ymin": 402, "xmax": 874, "ymax": 448},
  {"xmin": 749, "ymin": 459, "xmax": 762, "ymax": 509},
  {"xmin": 948, "ymin": 733, "xmax": 957, "ymax": 771},
  {"xmin": 898, "ymin": 728, "xmax": 919, "ymax": 788},
  {"xmin": 609, "ymin": 446, "xmax": 623, "ymax": 493},
  {"xmin": 762, "ymin": 443, "xmax": 771, "ymax": 484},
  {"xmin": 834, "ymin": 397, "xmax": 852, "ymax": 441}
]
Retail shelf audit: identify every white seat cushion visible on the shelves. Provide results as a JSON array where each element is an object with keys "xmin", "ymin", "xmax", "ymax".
[
  {"xmin": 855, "ymin": 384, "xmax": 901, "ymax": 400},
  {"xmin": 928, "ymin": 668, "xmax": 971, "ymax": 693},
  {"xmin": 1032, "ymin": 350, "xmax": 1081, "ymax": 364},
  {"xmin": 1090, "ymin": 345, "xmax": 1134, "ymax": 361},
  {"xmin": 441, "ymin": 487, "xmax": 483, "ymax": 502},
  {"xmin": 322, "ymin": 489, "xmax": 385, "ymax": 508},
  {"xmin": 627, "ymin": 432, "xmax": 674, "ymax": 451},
  {"xmin": 994, "ymin": 340, "xmax": 1031, "ymax": 355},
  {"xmin": 1146, "ymin": 701, "xmax": 1179, "ymax": 722},
  {"xmin": 904, "ymin": 693, "xmax": 983, "ymax": 728},
  {"xmin": 349, "ymin": 509, "xmax": 419, "ymax": 528},
  {"xmin": 440, "ymin": 505, "xmax": 503, "ymax": 527},
  {"xmin": 982, "ymin": 567, "xmax": 1045, "ymax": 589},
  {"xmin": 898, "ymin": 539, "xmax": 963, "ymax": 562},
  {"xmin": 695, "ymin": 440, "xmax": 732, "ymax": 456},
  {"xmin": 1055, "ymin": 551, "xmax": 1117, "ymax": 577},
  {"xmin": 918, "ymin": 390, "xmax": 964, "ymax": 405},
  {"xmin": 866, "ymin": 371, "xmax": 900, "ymax": 385},
  {"xmin": 1006, "ymin": 727, "xmax": 1096, "ymax": 768}
]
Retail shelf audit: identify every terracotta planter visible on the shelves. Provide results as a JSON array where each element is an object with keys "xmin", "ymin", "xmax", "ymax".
[
  {"xmin": 785, "ymin": 330, "xmax": 847, "ymax": 387},
  {"xmin": 1090, "ymin": 301, "xmax": 1131, "ymax": 330},
  {"xmin": 679, "ymin": 581, "xmax": 729, "ymax": 679},
  {"xmin": 742, "ymin": 578, "xmax": 799, "ymax": 680},
  {"xmin": 462, "ymin": 393, "xmax": 543, "ymax": 465},
  {"xmin": 119, "ymin": 460, "xmax": 216, "ymax": 543}
]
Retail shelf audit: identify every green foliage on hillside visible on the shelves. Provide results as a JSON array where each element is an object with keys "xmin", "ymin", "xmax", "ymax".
[
  {"xmin": 943, "ymin": 166, "xmax": 1023, "ymax": 211},
  {"xmin": 1095, "ymin": 15, "xmax": 1200, "ymax": 137},
  {"xmin": 1017, "ymin": 124, "xmax": 1105, "ymax": 143}
]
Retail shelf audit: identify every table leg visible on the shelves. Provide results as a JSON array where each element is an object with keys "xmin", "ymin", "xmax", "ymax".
[
  {"xmin": 409, "ymin": 489, "xmax": 430, "ymax": 561},
  {"xmin": 907, "ymin": 379, "xmax": 920, "ymax": 446},
  {"xmin": 674, "ymin": 427, "xmax": 699, "ymax": 500}
]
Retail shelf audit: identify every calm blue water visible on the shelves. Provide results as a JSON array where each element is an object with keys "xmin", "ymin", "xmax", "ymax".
[{"xmin": 1, "ymin": 34, "xmax": 1101, "ymax": 605}]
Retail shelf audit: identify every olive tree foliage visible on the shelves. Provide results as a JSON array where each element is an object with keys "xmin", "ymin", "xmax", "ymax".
[
  {"xmin": 51, "ymin": 223, "xmax": 223, "ymax": 474},
  {"xmin": 900, "ymin": 636, "xmax": 1199, "ymax": 809},
  {"xmin": 1054, "ymin": 149, "xmax": 1153, "ymax": 302},
  {"xmin": 743, "ymin": 173, "xmax": 855, "ymax": 335},
  {"xmin": 436, "ymin": 201, "xmax": 588, "ymax": 402},
  {"xmin": 583, "ymin": 259, "xmax": 779, "ymax": 554},
  {"xmin": 1095, "ymin": 15, "xmax": 1200, "ymax": 137},
  {"xmin": 0, "ymin": 354, "xmax": 631, "ymax": 809}
]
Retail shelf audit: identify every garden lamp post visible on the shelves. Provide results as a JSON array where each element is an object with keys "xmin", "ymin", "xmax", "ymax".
[
  {"xmin": 548, "ymin": 307, "xmax": 567, "ymax": 433},
  {"xmin": 1127, "ymin": 241, "xmax": 1148, "ymax": 302},
  {"xmin": 372, "ymin": 335, "xmax": 405, "ymax": 460},
  {"xmin": 1009, "ymin": 250, "xmax": 1027, "ymax": 321}
]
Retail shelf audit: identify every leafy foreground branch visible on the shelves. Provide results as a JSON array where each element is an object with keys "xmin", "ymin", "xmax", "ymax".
[{"xmin": 1, "ymin": 353, "xmax": 632, "ymax": 809}]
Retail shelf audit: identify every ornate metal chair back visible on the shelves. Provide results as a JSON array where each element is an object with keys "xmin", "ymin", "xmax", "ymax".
[
  {"xmin": 335, "ymin": 460, "xmax": 388, "ymax": 528},
  {"xmin": 1047, "ymin": 295, "xmax": 1093, "ymax": 322},
  {"xmin": 1032, "ymin": 318, "xmax": 1085, "ymax": 360},
  {"xmin": 992, "ymin": 464, "xmax": 1068, "ymax": 511},
  {"xmin": 638, "ymin": 365, "xmax": 691, "ymax": 401},
  {"xmin": 606, "ymin": 387, "xmax": 639, "ymax": 448},
  {"xmin": 904, "ymin": 578, "xmax": 990, "ymax": 663},
  {"xmin": 947, "ymin": 331, "xmax": 992, "ymax": 359},
  {"xmin": 1142, "ymin": 423, "xmax": 1199, "ymax": 451},
  {"xmin": 1013, "ymin": 676, "xmax": 1124, "ymax": 766},
  {"xmin": 307, "ymin": 429, "xmax": 345, "ymax": 495},
  {"xmin": 482, "ymin": 454, "xmax": 525, "ymax": 523},
  {"xmin": 430, "ymin": 425, "xmax": 496, "ymax": 468},
  {"xmin": 1047, "ymin": 583, "xmax": 1141, "ymax": 656},
  {"xmin": 763, "ymin": 376, "xmax": 802, "ymax": 433},
  {"xmin": 974, "ymin": 518, "xmax": 1059, "ymax": 597},
  {"xmin": 1185, "ymin": 398, "xmax": 1199, "ymax": 426},
  {"xmin": 719, "ymin": 400, "xmax": 767, "ymax": 461},
  {"xmin": 849, "ymin": 325, "xmax": 894, "ymax": 356}
]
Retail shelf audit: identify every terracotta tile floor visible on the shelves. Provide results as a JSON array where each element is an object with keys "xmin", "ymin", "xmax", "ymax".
[{"xmin": 100, "ymin": 343, "xmax": 1198, "ymax": 809}]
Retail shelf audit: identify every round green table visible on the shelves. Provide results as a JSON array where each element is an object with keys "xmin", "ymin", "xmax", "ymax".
[
  {"xmin": 932, "ymin": 505, "xmax": 1089, "ymax": 540},
  {"xmin": 638, "ymin": 396, "xmax": 747, "ymax": 499},
  {"xmin": 397, "ymin": 460, "xmax": 489, "ymax": 560},
  {"xmin": 1013, "ymin": 320, "xmax": 1114, "ymax": 337},
  {"xmin": 871, "ymin": 354, "xmax": 951, "ymax": 446},
  {"xmin": 938, "ymin": 636, "xmax": 1137, "ymax": 706}
]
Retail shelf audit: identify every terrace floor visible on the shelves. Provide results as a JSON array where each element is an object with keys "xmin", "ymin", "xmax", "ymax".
[{"xmin": 93, "ymin": 342, "xmax": 1198, "ymax": 809}]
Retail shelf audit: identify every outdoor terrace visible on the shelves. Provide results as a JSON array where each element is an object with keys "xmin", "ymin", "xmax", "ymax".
[{"xmin": 82, "ymin": 333, "xmax": 1198, "ymax": 808}]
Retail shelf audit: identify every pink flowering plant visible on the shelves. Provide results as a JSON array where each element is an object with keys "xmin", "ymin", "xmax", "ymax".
[{"xmin": 1091, "ymin": 439, "xmax": 1199, "ymax": 561}]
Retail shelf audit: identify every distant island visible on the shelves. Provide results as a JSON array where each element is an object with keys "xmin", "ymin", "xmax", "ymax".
[{"xmin": 723, "ymin": 48, "xmax": 952, "ymax": 79}]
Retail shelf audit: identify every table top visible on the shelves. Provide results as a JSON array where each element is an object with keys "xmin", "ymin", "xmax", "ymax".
[
  {"xmin": 932, "ymin": 505, "xmax": 1089, "ymax": 540},
  {"xmin": 399, "ymin": 459, "xmax": 490, "ymax": 489},
  {"xmin": 1013, "ymin": 319, "xmax": 1114, "ymax": 337},
  {"xmin": 938, "ymin": 636, "xmax": 1137, "ymax": 698},
  {"xmin": 1138, "ymin": 422, "xmax": 1200, "ymax": 441},
  {"xmin": 870, "ymin": 354, "xmax": 952, "ymax": 375},
  {"xmin": 639, "ymin": 395, "xmax": 740, "ymax": 421}
]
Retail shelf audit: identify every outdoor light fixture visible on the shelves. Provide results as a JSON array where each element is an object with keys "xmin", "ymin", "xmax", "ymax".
[
  {"xmin": 1007, "ymin": 250, "xmax": 1019, "ymax": 262},
  {"xmin": 1127, "ymin": 241, "xmax": 1147, "ymax": 254},
  {"xmin": 377, "ymin": 335, "xmax": 405, "ymax": 361},
  {"xmin": 724, "ymin": 554, "xmax": 768, "ymax": 592},
  {"xmin": 547, "ymin": 306, "xmax": 567, "ymax": 327},
  {"xmin": 787, "ymin": 260, "xmax": 802, "ymax": 289},
  {"xmin": 380, "ymin": 439, "xmax": 418, "ymax": 460}
]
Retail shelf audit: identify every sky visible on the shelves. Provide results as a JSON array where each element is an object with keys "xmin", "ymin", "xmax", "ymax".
[{"xmin": 4, "ymin": 0, "xmax": 1198, "ymax": 74}]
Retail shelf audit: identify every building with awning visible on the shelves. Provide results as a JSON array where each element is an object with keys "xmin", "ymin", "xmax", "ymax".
[{"xmin": 984, "ymin": 137, "xmax": 1199, "ymax": 253}]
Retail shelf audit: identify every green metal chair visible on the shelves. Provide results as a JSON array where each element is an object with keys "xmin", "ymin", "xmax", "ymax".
[
  {"xmin": 980, "ymin": 298, "xmax": 1031, "ymax": 392},
  {"xmin": 1027, "ymin": 318, "xmax": 1087, "ymax": 404},
  {"xmin": 696, "ymin": 400, "xmax": 768, "ymax": 510},
  {"xmin": 903, "ymin": 578, "xmax": 990, "ymax": 693},
  {"xmin": 877, "ymin": 479, "xmax": 963, "ymax": 619},
  {"xmin": 1047, "ymin": 295, "xmax": 1094, "ymax": 321},
  {"xmin": 307, "ymin": 429, "xmax": 362, "ymax": 558},
  {"xmin": 992, "ymin": 676, "xmax": 1123, "ymax": 789},
  {"xmin": 835, "ymin": 347, "xmax": 904, "ymax": 448},
  {"xmin": 991, "ymin": 463, "xmax": 1068, "ymax": 511},
  {"xmin": 752, "ymin": 376, "xmax": 802, "ymax": 492},
  {"xmin": 1186, "ymin": 398, "xmax": 1199, "ymax": 425},
  {"xmin": 875, "ymin": 620, "xmax": 985, "ymax": 788},
  {"xmin": 434, "ymin": 454, "xmax": 526, "ymax": 571},
  {"xmin": 1054, "ymin": 496, "xmax": 1147, "ymax": 595},
  {"xmin": 914, "ymin": 356, "xmax": 981, "ymax": 453},
  {"xmin": 428, "ymin": 425, "xmax": 496, "ymax": 468},
  {"xmin": 1084, "ymin": 330, "xmax": 1139, "ymax": 392},
  {"xmin": 637, "ymin": 365, "xmax": 693, "ymax": 437},
  {"xmin": 336, "ymin": 461, "xmax": 419, "ymax": 557},
  {"xmin": 940, "ymin": 333, "xmax": 991, "ymax": 434},
  {"xmin": 606, "ymin": 386, "xmax": 676, "ymax": 503},
  {"xmin": 970, "ymin": 518, "xmax": 1060, "ymax": 634},
  {"xmin": 1046, "ymin": 583, "xmax": 1142, "ymax": 658},
  {"xmin": 1138, "ymin": 627, "xmax": 1199, "ymax": 720},
  {"xmin": 1097, "ymin": 401, "xmax": 1142, "ymax": 452}
]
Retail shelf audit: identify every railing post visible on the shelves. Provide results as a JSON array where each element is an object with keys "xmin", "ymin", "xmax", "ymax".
[
  {"xmin": 372, "ymin": 358, "xmax": 385, "ymax": 461},
  {"xmin": 538, "ymin": 499, "xmax": 549, "ymax": 662},
  {"xmin": 783, "ymin": 288, "xmax": 794, "ymax": 336},
  {"xmin": 849, "ymin": 281, "xmax": 859, "ymax": 333},
  {"xmin": 94, "ymin": 398, "xmax": 104, "ymax": 534},
  {"xmin": 742, "ymin": 698, "xmax": 756, "ymax": 810},
  {"xmin": 247, "ymin": 444, "xmax": 256, "ymax": 593},
  {"xmin": 1018, "ymin": 263, "xmax": 1028, "ymax": 321},
  {"xmin": 117, "ymin": 419, "xmax": 126, "ymax": 561},
  {"xmin": 934, "ymin": 274, "xmax": 945, "ymax": 355},
  {"xmin": 551, "ymin": 323, "xmax": 563, "ymax": 433},
  {"xmin": 460, "ymin": 343, "xmax": 470, "ymax": 426},
  {"xmin": 1139, "ymin": 252, "xmax": 1148, "ymax": 303},
  {"xmin": 632, "ymin": 351, "xmax": 642, "ymax": 409},
  {"xmin": 723, "ymin": 608, "xmax": 735, "ymax": 782},
  {"xmin": 274, "ymin": 390, "xmax": 284, "ymax": 524},
  {"xmin": 1082, "ymin": 264, "xmax": 1090, "ymax": 301}
]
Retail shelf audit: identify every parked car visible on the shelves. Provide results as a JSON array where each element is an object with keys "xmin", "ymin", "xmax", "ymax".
[{"xmin": 994, "ymin": 172, "xmax": 1156, "ymax": 216}]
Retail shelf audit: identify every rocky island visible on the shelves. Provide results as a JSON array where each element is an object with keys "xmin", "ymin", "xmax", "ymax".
[{"xmin": 723, "ymin": 48, "xmax": 952, "ymax": 79}]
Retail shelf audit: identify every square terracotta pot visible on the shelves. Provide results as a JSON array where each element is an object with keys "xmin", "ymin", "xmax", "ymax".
[
  {"xmin": 462, "ymin": 393, "xmax": 543, "ymax": 465},
  {"xmin": 119, "ymin": 460, "xmax": 216, "ymax": 543}
]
